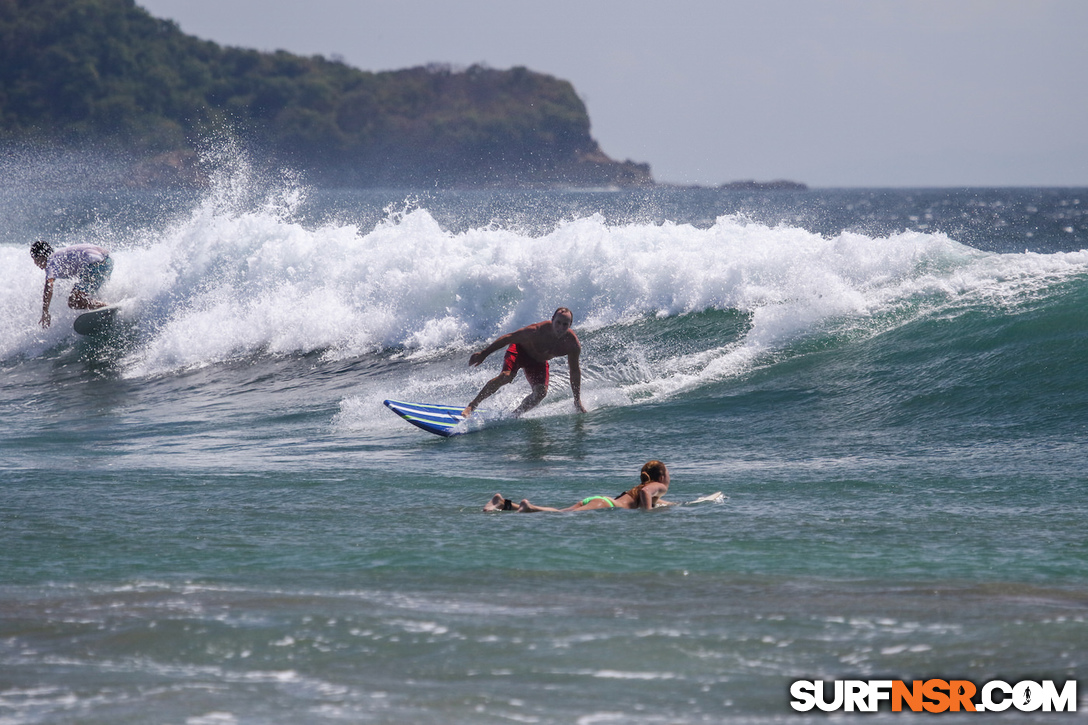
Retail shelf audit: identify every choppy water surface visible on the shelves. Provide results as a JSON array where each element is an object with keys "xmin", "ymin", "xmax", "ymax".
[{"xmin": 1, "ymin": 154, "xmax": 1086, "ymax": 722}]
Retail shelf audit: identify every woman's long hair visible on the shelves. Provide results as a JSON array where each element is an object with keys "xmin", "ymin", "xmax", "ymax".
[{"xmin": 640, "ymin": 460, "xmax": 667, "ymax": 484}]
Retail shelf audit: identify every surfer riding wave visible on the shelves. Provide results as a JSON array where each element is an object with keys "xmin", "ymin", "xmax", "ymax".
[
  {"xmin": 30, "ymin": 241, "xmax": 112, "ymax": 328},
  {"xmin": 463, "ymin": 307, "xmax": 587, "ymax": 417}
]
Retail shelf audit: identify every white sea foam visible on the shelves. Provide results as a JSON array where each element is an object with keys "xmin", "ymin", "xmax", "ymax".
[
  {"xmin": 113, "ymin": 207, "xmax": 956, "ymax": 377},
  {"xmin": 4, "ymin": 164, "xmax": 1086, "ymax": 401}
]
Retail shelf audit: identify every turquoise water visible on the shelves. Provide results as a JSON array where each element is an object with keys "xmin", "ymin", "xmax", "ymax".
[{"xmin": 1, "ymin": 155, "xmax": 1086, "ymax": 722}]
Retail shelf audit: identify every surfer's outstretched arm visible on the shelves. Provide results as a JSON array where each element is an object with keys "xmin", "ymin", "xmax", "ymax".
[
  {"xmin": 468, "ymin": 326, "xmax": 536, "ymax": 367},
  {"xmin": 567, "ymin": 349, "xmax": 587, "ymax": 413},
  {"xmin": 40, "ymin": 278, "xmax": 54, "ymax": 328}
]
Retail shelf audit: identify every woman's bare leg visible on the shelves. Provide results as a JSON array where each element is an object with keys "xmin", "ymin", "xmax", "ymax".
[{"xmin": 483, "ymin": 493, "xmax": 516, "ymax": 512}]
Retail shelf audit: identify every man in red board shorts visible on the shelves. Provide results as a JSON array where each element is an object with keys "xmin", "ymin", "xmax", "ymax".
[{"xmin": 463, "ymin": 307, "xmax": 587, "ymax": 418}]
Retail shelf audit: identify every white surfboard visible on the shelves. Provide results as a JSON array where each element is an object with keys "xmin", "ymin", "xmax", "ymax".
[{"xmin": 73, "ymin": 302, "xmax": 124, "ymax": 336}]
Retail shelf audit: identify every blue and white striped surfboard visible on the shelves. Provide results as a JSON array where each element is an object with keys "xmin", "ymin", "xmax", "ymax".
[{"xmin": 383, "ymin": 400, "xmax": 468, "ymax": 437}]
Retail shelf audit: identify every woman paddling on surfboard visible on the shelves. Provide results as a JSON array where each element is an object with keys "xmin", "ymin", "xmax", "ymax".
[
  {"xmin": 484, "ymin": 460, "xmax": 673, "ymax": 512},
  {"xmin": 30, "ymin": 240, "xmax": 113, "ymax": 328}
]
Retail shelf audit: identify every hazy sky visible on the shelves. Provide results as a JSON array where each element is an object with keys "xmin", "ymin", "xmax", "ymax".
[{"xmin": 137, "ymin": 0, "xmax": 1088, "ymax": 187}]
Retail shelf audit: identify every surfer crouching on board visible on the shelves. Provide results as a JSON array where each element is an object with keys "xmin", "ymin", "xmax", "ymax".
[
  {"xmin": 484, "ymin": 460, "xmax": 673, "ymax": 512},
  {"xmin": 31, "ymin": 241, "xmax": 113, "ymax": 328},
  {"xmin": 463, "ymin": 307, "xmax": 587, "ymax": 417}
]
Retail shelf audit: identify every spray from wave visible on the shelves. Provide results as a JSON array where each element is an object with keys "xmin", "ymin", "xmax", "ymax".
[{"xmin": 3, "ymin": 146, "xmax": 1086, "ymax": 408}]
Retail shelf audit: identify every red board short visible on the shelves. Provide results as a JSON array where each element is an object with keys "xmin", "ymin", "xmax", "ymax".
[{"xmin": 502, "ymin": 344, "xmax": 549, "ymax": 388}]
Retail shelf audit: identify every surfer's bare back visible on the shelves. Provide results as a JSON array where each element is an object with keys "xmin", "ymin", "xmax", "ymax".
[{"xmin": 463, "ymin": 307, "xmax": 587, "ymax": 417}]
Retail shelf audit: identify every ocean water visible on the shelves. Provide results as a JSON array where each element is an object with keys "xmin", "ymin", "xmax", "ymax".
[{"xmin": 1, "ymin": 152, "xmax": 1086, "ymax": 723}]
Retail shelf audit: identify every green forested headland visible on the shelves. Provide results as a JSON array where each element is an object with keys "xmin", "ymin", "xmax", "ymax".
[{"xmin": 0, "ymin": 0, "xmax": 652, "ymax": 187}]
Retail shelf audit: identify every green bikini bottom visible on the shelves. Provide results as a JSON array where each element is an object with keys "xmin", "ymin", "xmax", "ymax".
[{"xmin": 580, "ymin": 495, "xmax": 615, "ymax": 508}]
